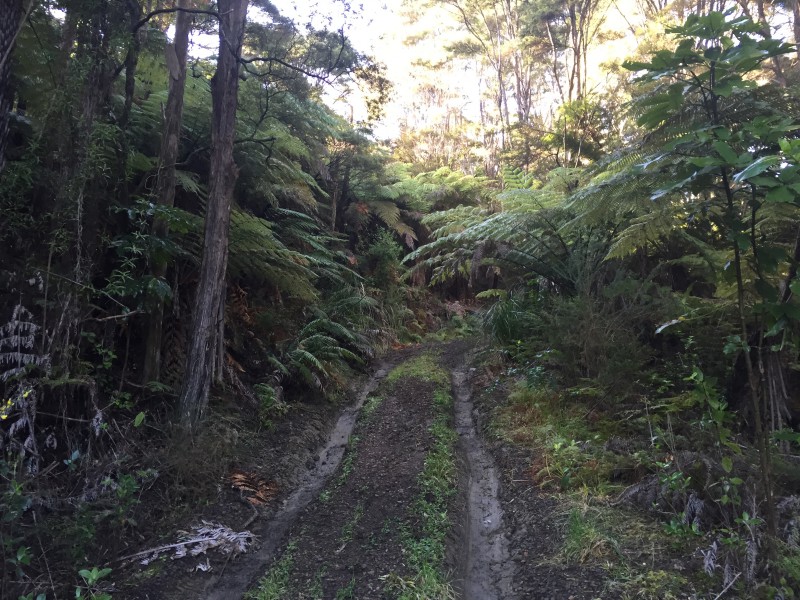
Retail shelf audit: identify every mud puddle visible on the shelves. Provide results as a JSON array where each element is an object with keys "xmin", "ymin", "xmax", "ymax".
[{"xmin": 453, "ymin": 367, "xmax": 514, "ymax": 600}]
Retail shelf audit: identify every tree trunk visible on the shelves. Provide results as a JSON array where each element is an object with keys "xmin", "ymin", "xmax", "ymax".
[
  {"xmin": 792, "ymin": 0, "xmax": 800, "ymax": 62},
  {"xmin": 0, "ymin": 0, "xmax": 23, "ymax": 174},
  {"xmin": 115, "ymin": 1, "xmax": 144, "ymax": 206},
  {"xmin": 178, "ymin": 0, "xmax": 248, "ymax": 430},
  {"xmin": 143, "ymin": 0, "xmax": 192, "ymax": 383}
]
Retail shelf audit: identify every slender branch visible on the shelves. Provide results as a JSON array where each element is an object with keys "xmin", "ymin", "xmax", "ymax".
[
  {"xmin": 240, "ymin": 56, "xmax": 338, "ymax": 84},
  {"xmin": 91, "ymin": 310, "xmax": 142, "ymax": 322},
  {"xmin": 23, "ymin": 13, "xmax": 56, "ymax": 87},
  {"xmin": 712, "ymin": 572, "xmax": 740, "ymax": 600},
  {"xmin": 133, "ymin": 7, "xmax": 220, "ymax": 33}
]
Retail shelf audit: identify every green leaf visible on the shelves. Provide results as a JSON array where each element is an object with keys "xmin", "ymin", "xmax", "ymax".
[
  {"xmin": 748, "ymin": 175, "xmax": 779, "ymax": 188},
  {"xmin": 733, "ymin": 155, "xmax": 780, "ymax": 183},
  {"xmin": 134, "ymin": 412, "xmax": 146, "ymax": 427},
  {"xmin": 715, "ymin": 75, "xmax": 753, "ymax": 97},
  {"xmin": 721, "ymin": 456, "xmax": 733, "ymax": 473},
  {"xmin": 756, "ymin": 245, "xmax": 788, "ymax": 272},
  {"xmin": 723, "ymin": 335, "xmax": 745, "ymax": 355},
  {"xmin": 765, "ymin": 186, "xmax": 795, "ymax": 203},
  {"xmin": 713, "ymin": 127, "xmax": 731, "ymax": 141},
  {"xmin": 712, "ymin": 140, "xmax": 738, "ymax": 164},
  {"xmin": 731, "ymin": 231, "xmax": 750, "ymax": 251},
  {"xmin": 773, "ymin": 429, "xmax": 800, "ymax": 443},
  {"xmin": 765, "ymin": 317, "xmax": 787, "ymax": 338},
  {"xmin": 782, "ymin": 302, "xmax": 800, "ymax": 321},
  {"xmin": 755, "ymin": 279, "xmax": 778, "ymax": 302},
  {"xmin": 475, "ymin": 289, "xmax": 508, "ymax": 300},
  {"xmin": 688, "ymin": 156, "xmax": 721, "ymax": 168}
]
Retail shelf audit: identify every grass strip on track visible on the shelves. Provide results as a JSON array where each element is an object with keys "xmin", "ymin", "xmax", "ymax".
[{"xmin": 384, "ymin": 356, "xmax": 458, "ymax": 600}]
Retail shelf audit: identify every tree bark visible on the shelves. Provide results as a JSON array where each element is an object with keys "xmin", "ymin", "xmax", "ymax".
[
  {"xmin": 0, "ymin": 0, "xmax": 23, "ymax": 174},
  {"xmin": 142, "ymin": 0, "xmax": 192, "ymax": 383},
  {"xmin": 178, "ymin": 0, "xmax": 248, "ymax": 430},
  {"xmin": 791, "ymin": 0, "xmax": 800, "ymax": 62}
]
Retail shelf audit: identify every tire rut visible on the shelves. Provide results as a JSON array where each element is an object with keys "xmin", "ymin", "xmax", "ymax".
[
  {"xmin": 452, "ymin": 367, "xmax": 514, "ymax": 600},
  {"xmin": 199, "ymin": 362, "xmax": 391, "ymax": 599}
]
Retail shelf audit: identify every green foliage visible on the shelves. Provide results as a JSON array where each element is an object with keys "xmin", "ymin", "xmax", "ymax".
[
  {"xmin": 75, "ymin": 566, "xmax": 113, "ymax": 600},
  {"xmin": 226, "ymin": 209, "xmax": 321, "ymax": 301},
  {"xmin": 275, "ymin": 315, "xmax": 365, "ymax": 393},
  {"xmin": 408, "ymin": 167, "xmax": 608, "ymax": 294},
  {"xmin": 364, "ymin": 230, "xmax": 404, "ymax": 289},
  {"xmin": 609, "ymin": 569, "xmax": 692, "ymax": 600},
  {"xmin": 334, "ymin": 577, "xmax": 357, "ymax": 600},
  {"xmin": 253, "ymin": 383, "xmax": 289, "ymax": 429},
  {"xmin": 339, "ymin": 503, "xmax": 364, "ymax": 543},
  {"xmin": 245, "ymin": 541, "xmax": 297, "ymax": 600}
]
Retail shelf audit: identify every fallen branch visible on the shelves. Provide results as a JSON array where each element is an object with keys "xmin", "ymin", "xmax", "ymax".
[
  {"xmin": 713, "ymin": 572, "xmax": 741, "ymax": 600},
  {"xmin": 115, "ymin": 521, "xmax": 255, "ymax": 565}
]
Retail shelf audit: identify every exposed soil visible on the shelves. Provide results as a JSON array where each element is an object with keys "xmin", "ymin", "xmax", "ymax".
[
  {"xmin": 119, "ymin": 339, "xmax": 607, "ymax": 599},
  {"xmin": 270, "ymin": 368, "xmax": 440, "ymax": 597}
]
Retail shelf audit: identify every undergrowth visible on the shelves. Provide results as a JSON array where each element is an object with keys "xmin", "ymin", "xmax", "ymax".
[{"xmin": 486, "ymin": 352, "xmax": 800, "ymax": 598}]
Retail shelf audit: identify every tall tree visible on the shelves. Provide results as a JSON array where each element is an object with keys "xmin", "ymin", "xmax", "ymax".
[
  {"xmin": 0, "ymin": 0, "xmax": 28, "ymax": 174},
  {"xmin": 142, "ymin": 0, "xmax": 193, "ymax": 383},
  {"xmin": 178, "ymin": 0, "xmax": 249, "ymax": 429}
]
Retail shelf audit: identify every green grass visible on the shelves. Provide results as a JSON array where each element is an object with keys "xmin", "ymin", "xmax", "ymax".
[
  {"xmin": 607, "ymin": 569, "xmax": 693, "ymax": 600},
  {"xmin": 336, "ymin": 434, "xmax": 359, "ymax": 486},
  {"xmin": 491, "ymin": 382, "xmax": 623, "ymax": 494},
  {"xmin": 361, "ymin": 394, "xmax": 383, "ymax": 419},
  {"xmin": 335, "ymin": 577, "xmax": 356, "ymax": 599},
  {"xmin": 386, "ymin": 354, "xmax": 450, "ymax": 389},
  {"xmin": 384, "ymin": 386, "xmax": 457, "ymax": 600},
  {"xmin": 245, "ymin": 541, "xmax": 296, "ymax": 600},
  {"xmin": 306, "ymin": 566, "xmax": 326, "ymax": 599},
  {"xmin": 489, "ymin": 376, "xmax": 721, "ymax": 597},
  {"xmin": 340, "ymin": 503, "xmax": 364, "ymax": 543},
  {"xmin": 561, "ymin": 506, "xmax": 618, "ymax": 564}
]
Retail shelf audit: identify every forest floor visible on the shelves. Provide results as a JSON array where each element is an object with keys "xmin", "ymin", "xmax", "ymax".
[{"xmin": 116, "ymin": 338, "xmax": 611, "ymax": 599}]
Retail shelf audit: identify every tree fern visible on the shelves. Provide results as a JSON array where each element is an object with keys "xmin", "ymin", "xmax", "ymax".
[{"xmin": 0, "ymin": 305, "xmax": 49, "ymax": 382}]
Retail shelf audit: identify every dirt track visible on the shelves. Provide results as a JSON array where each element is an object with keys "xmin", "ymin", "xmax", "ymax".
[{"xmin": 123, "ymin": 339, "xmax": 606, "ymax": 599}]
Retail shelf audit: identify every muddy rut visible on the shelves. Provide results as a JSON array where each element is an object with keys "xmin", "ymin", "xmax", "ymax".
[
  {"xmin": 126, "ymin": 341, "xmax": 516, "ymax": 599},
  {"xmin": 452, "ymin": 367, "xmax": 513, "ymax": 599}
]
